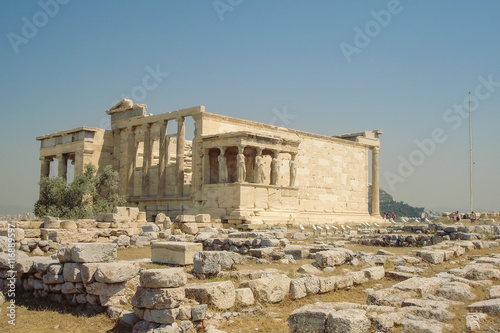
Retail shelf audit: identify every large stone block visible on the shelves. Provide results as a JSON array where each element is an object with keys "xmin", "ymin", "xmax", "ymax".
[
  {"xmin": 315, "ymin": 250, "xmax": 347, "ymax": 268},
  {"xmin": 142, "ymin": 223, "xmax": 160, "ymax": 233},
  {"xmin": 240, "ymin": 274, "xmax": 290, "ymax": 304},
  {"xmin": 81, "ymin": 263, "xmax": 100, "ymax": 284},
  {"xmin": 132, "ymin": 286, "xmax": 185, "ymax": 309},
  {"xmin": 288, "ymin": 303, "xmax": 338, "ymax": 333},
  {"xmin": 63, "ymin": 263, "xmax": 82, "ymax": 282},
  {"xmin": 151, "ymin": 242, "xmax": 203, "ymax": 266},
  {"xmin": 85, "ymin": 281, "xmax": 126, "ymax": 296},
  {"xmin": 467, "ymin": 299, "xmax": 500, "ymax": 314},
  {"xmin": 195, "ymin": 214, "xmax": 211, "ymax": 223},
  {"xmin": 140, "ymin": 268, "xmax": 187, "ymax": 288},
  {"xmin": 43, "ymin": 216, "xmax": 60, "ymax": 229},
  {"xmin": 180, "ymin": 223, "xmax": 199, "ymax": 235},
  {"xmin": 235, "ymin": 288, "xmax": 254, "ymax": 307},
  {"xmin": 185, "ymin": 280, "xmax": 235, "ymax": 310},
  {"xmin": 193, "ymin": 251, "xmax": 242, "ymax": 275},
  {"xmin": 70, "ymin": 243, "xmax": 117, "ymax": 263},
  {"xmin": 326, "ymin": 309, "xmax": 371, "ymax": 333},
  {"xmin": 95, "ymin": 262, "xmax": 140, "ymax": 283},
  {"xmin": 175, "ymin": 215, "xmax": 196, "ymax": 223},
  {"xmin": 143, "ymin": 308, "xmax": 180, "ymax": 325}
]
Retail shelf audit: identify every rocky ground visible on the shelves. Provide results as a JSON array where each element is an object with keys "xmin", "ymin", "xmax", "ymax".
[{"xmin": 1, "ymin": 221, "xmax": 500, "ymax": 333}]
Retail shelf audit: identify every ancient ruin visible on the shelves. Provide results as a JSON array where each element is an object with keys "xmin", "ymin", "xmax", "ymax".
[{"xmin": 37, "ymin": 99, "xmax": 383, "ymax": 226}]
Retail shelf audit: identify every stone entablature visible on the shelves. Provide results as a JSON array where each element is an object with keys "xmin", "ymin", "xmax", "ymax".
[{"xmin": 36, "ymin": 127, "xmax": 113, "ymax": 179}]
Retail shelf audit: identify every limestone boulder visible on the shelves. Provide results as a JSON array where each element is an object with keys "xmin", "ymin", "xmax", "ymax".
[
  {"xmin": 43, "ymin": 216, "xmax": 60, "ymax": 229},
  {"xmin": 113, "ymin": 235, "xmax": 131, "ymax": 247},
  {"xmin": 393, "ymin": 277, "xmax": 445, "ymax": 297},
  {"xmin": 315, "ymin": 250, "xmax": 347, "ymax": 268},
  {"xmin": 464, "ymin": 263, "xmax": 500, "ymax": 280},
  {"xmin": 367, "ymin": 288, "xmax": 418, "ymax": 307},
  {"xmin": 70, "ymin": 243, "xmax": 117, "ymax": 263},
  {"xmin": 297, "ymin": 263, "xmax": 322, "ymax": 275},
  {"xmin": 184, "ymin": 280, "xmax": 235, "ymax": 310},
  {"xmin": 151, "ymin": 242, "xmax": 203, "ymax": 266},
  {"xmin": 436, "ymin": 282, "xmax": 476, "ymax": 301},
  {"xmin": 63, "ymin": 263, "xmax": 82, "ymax": 282},
  {"xmin": 326, "ymin": 309, "xmax": 371, "ymax": 333},
  {"xmin": 95, "ymin": 262, "xmax": 140, "ymax": 283},
  {"xmin": 401, "ymin": 315, "xmax": 453, "ymax": 333},
  {"xmin": 0, "ymin": 236, "xmax": 9, "ymax": 252},
  {"xmin": 142, "ymin": 223, "xmax": 160, "ymax": 233},
  {"xmin": 288, "ymin": 303, "xmax": 338, "ymax": 332},
  {"xmin": 130, "ymin": 235, "xmax": 151, "ymax": 247},
  {"xmin": 143, "ymin": 308, "xmax": 180, "ymax": 325},
  {"xmin": 180, "ymin": 223, "xmax": 199, "ymax": 235},
  {"xmin": 132, "ymin": 286, "xmax": 185, "ymax": 309},
  {"xmin": 195, "ymin": 214, "xmax": 210, "ymax": 223},
  {"xmin": 193, "ymin": 251, "xmax": 242, "ymax": 275},
  {"xmin": 85, "ymin": 281, "xmax": 126, "ymax": 297},
  {"xmin": 235, "ymin": 288, "xmax": 254, "ymax": 307},
  {"xmin": 362, "ymin": 266, "xmax": 385, "ymax": 281},
  {"xmin": 489, "ymin": 285, "xmax": 500, "ymax": 299},
  {"xmin": 140, "ymin": 268, "xmax": 187, "ymax": 288},
  {"xmin": 467, "ymin": 298, "xmax": 500, "ymax": 314},
  {"xmin": 416, "ymin": 250, "xmax": 445, "ymax": 264},
  {"xmin": 240, "ymin": 274, "xmax": 290, "ymax": 304}
]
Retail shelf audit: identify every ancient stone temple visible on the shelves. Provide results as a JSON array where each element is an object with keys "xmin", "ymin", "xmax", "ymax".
[{"xmin": 37, "ymin": 99, "xmax": 382, "ymax": 225}]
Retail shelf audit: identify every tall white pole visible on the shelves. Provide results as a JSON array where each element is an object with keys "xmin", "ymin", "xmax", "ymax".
[{"xmin": 469, "ymin": 92, "xmax": 473, "ymax": 214}]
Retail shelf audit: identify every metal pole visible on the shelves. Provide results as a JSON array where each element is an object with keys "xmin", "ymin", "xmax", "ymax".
[{"xmin": 469, "ymin": 92, "xmax": 473, "ymax": 214}]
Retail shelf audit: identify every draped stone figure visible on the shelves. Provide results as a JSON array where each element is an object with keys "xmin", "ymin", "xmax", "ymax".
[
  {"xmin": 255, "ymin": 154, "xmax": 265, "ymax": 183},
  {"xmin": 218, "ymin": 150, "xmax": 227, "ymax": 183},
  {"xmin": 237, "ymin": 152, "xmax": 246, "ymax": 182},
  {"xmin": 271, "ymin": 156, "xmax": 280, "ymax": 185},
  {"xmin": 289, "ymin": 156, "xmax": 297, "ymax": 186}
]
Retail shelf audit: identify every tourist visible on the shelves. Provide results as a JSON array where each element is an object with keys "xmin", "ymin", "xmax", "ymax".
[
  {"xmin": 471, "ymin": 211, "xmax": 477, "ymax": 224},
  {"xmin": 391, "ymin": 212, "xmax": 396, "ymax": 220}
]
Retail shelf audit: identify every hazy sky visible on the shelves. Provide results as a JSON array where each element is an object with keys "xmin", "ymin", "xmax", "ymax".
[{"xmin": 1, "ymin": 1, "xmax": 499, "ymax": 215}]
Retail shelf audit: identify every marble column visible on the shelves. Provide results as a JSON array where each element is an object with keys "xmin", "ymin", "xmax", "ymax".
[
  {"xmin": 57, "ymin": 153, "xmax": 68, "ymax": 180},
  {"xmin": 40, "ymin": 157, "xmax": 51, "ymax": 179},
  {"xmin": 371, "ymin": 147, "xmax": 380, "ymax": 217},
  {"xmin": 218, "ymin": 147, "xmax": 228, "ymax": 183},
  {"xmin": 127, "ymin": 126, "xmax": 136, "ymax": 197},
  {"xmin": 176, "ymin": 117, "xmax": 185, "ymax": 196},
  {"xmin": 158, "ymin": 120, "xmax": 168, "ymax": 196},
  {"xmin": 270, "ymin": 150, "xmax": 280, "ymax": 185},
  {"xmin": 142, "ymin": 123, "xmax": 152, "ymax": 197},
  {"xmin": 112, "ymin": 128, "xmax": 121, "ymax": 171}
]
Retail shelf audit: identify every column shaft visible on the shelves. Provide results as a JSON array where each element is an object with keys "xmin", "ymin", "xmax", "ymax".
[
  {"xmin": 127, "ymin": 127, "xmax": 136, "ymax": 197},
  {"xmin": 112, "ymin": 129, "xmax": 121, "ymax": 171},
  {"xmin": 158, "ymin": 120, "xmax": 168, "ymax": 196},
  {"xmin": 142, "ymin": 123, "xmax": 152, "ymax": 197},
  {"xmin": 57, "ymin": 154, "xmax": 68, "ymax": 180},
  {"xmin": 371, "ymin": 147, "xmax": 380, "ymax": 216},
  {"xmin": 176, "ymin": 117, "xmax": 185, "ymax": 196},
  {"xmin": 40, "ymin": 157, "xmax": 51, "ymax": 179}
]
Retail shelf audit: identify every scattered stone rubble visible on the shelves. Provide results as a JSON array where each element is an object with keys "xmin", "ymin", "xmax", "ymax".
[{"xmin": 1, "ymin": 213, "xmax": 500, "ymax": 332}]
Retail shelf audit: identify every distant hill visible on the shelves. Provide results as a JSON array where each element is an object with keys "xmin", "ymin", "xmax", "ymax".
[{"xmin": 368, "ymin": 185, "xmax": 425, "ymax": 218}]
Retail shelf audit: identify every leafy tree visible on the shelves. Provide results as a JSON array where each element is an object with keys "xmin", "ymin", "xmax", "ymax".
[{"xmin": 34, "ymin": 164, "xmax": 125, "ymax": 219}]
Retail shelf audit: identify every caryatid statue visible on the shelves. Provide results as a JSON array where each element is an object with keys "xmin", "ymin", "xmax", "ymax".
[
  {"xmin": 270, "ymin": 150, "xmax": 280, "ymax": 185},
  {"xmin": 237, "ymin": 148, "xmax": 246, "ymax": 182},
  {"xmin": 255, "ymin": 148, "xmax": 265, "ymax": 183},
  {"xmin": 289, "ymin": 153, "xmax": 297, "ymax": 187},
  {"xmin": 218, "ymin": 147, "xmax": 227, "ymax": 183}
]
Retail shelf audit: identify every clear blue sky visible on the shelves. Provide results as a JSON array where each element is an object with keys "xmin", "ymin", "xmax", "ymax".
[{"xmin": 1, "ymin": 1, "xmax": 499, "ymax": 215}]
